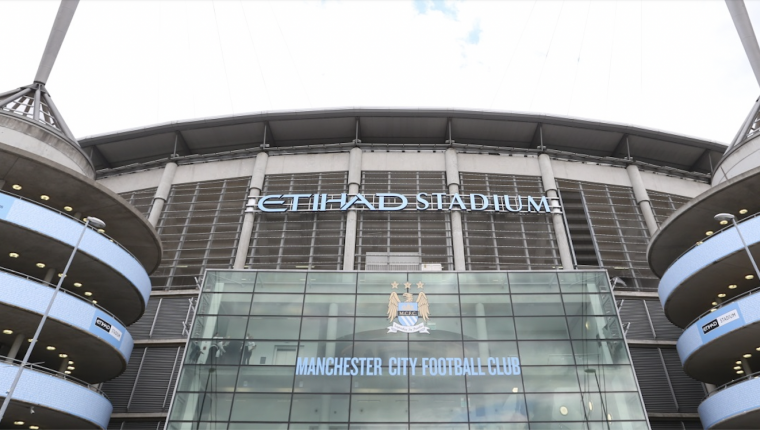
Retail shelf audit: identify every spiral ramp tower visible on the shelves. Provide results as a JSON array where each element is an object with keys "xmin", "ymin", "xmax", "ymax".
[
  {"xmin": 0, "ymin": 2, "xmax": 161, "ymax": 429},
  {"xmin": 649, "ymin": 6, "xmax": 760, "ymax": 429}
]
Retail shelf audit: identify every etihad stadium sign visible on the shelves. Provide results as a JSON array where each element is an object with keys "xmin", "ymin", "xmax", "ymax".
[{"xmin": 255, "ymin": 192, "xmax": 558, "ymax": 213}]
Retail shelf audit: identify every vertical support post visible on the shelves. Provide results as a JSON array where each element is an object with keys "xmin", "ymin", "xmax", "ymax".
[
  {"xmin": 446, "ymin": 148, "xmax": 466, "ymax": 271},
  {"xmin": 233, "ymin": 153, "xmax": 269, "ymax": 269},
  {"xmin": 4, "ymin": 334, "xmax": 24, "ymax": 362},
  {"xmin": 626, "ymin": 164, "xmax": 658, "ymax": 235},
  {"xmin": 148, "ymin": 161, "xmax": 178, "ymax": 227},
  {"xmin": 538, "ymin": 154, "xmax": 574, "ymax": 270},
  {"xmin": 342, "ymin": 148, "xmax": 362, "ymax": 270}
]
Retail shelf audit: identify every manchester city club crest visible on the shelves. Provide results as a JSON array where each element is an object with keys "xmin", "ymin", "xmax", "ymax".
[{"xmin": 387, "ymin": 281, "xmax": 430, "ymax": 334}]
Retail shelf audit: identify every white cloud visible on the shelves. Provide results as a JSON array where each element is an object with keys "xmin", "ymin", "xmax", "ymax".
[{"xmin": 1, "ymin": 0, "xmax": 759, "ymax": 144}]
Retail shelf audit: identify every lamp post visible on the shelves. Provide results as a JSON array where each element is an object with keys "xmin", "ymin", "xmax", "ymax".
[
  {"xmin": 0, "ymin": 216, "xmax": 106, "ymax": 423},
  {"xmin": 714, "ymin": 213, "xmax": 760, "ymax": 280}
]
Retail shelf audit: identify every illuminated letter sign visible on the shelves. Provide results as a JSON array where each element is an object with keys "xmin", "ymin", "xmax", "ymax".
[{"xmin": 257, "ymin": 192, "xmax": 557, "ymax": 213}]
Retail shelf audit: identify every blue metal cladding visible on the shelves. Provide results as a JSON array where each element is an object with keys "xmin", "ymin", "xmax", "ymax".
[
  {"xmin": 659, "ymin": 216, "xmax": 760, "ymax": 307},
  {"xmin": 677, "ymin": 298, "xmax": 758, "ymax": 365},
  {"xmin": 699, "ymin": 377, "xmax": 760, "ymax": 429},
  {"xmin": 0, "ymin": 271, "xmax": 133, "ymax": 360},
  {"xmin": 1, "ymin": 195, "xmax": 151, "ymax": 304},
  {"xmin": 0, "ymin": 367, "xmax": 112, "ymax": 429}
]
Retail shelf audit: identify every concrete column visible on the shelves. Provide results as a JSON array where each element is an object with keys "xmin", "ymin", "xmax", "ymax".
[
  {"xmin": 5, "ymin": 334, "xmax": 24, "ymax": 362},
  {"xmin": 342, "ymin": 148, "xmax": 363, "ymax": 270},
  {"xmin": 626, "ymin": 164, "xmax": 658, "ymax": 236},
  {"xmin": 59, "ymin": 358, "xmax": 69, "ymax": 373},
  {"xmin": 741, "ymin": 357, "xmax": 752, "ymax": 375},
  {"xmin": 445, "ymin": 148, "xmax": 466, "ymax": 271},
  {"xmin": 233, "ymin": 153, "xmax": 269, "ymax": 269},
  {"xmin": 538, "ymin": 154, "xmax": 574, "ymax": 270},
  {"xmin": 147, "ymin": 161, "xmax": 178, "ymax": 227}
]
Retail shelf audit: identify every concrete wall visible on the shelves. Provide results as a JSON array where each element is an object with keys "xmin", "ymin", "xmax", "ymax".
[
  {"xmin": 713, "ymin": 135, "xmax": 760, "ymax": 186},
  {"xmin": 458, "ymin": 153, "xmax": 541, "ymax": 176},
  {"xmin": 551, "ymin": 159, "xmax": 631, "ymax": 187}
]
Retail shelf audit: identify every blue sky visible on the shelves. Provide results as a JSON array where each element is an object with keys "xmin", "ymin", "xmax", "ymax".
[{"xmin": 1, "ymin": 0, "xmax": 760, "ymax": 144}]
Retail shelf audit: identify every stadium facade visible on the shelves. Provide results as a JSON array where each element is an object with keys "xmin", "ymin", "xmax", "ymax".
[
  {"xmin": 4, "ymin": 2, "xmax": 760, "ymax": 430},
  {"xmin": 74, "ymin": 108, "xmax": 725, "ymax": 430}
]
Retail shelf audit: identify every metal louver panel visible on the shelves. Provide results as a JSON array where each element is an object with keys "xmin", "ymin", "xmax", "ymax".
[
  {"xmin": 618, "ymin": 299, "xmax": 655, "ymax": 339},
  {"xmin": 661, "ymin": 348, "xmax": 705, "ymax": 412},
  {"xmin": 629, "ymin": 348, "xmax": 677, "ymax": 413},
  {"xmin": 108, "ymin": 421, "xmax": 164, "ymax": 430},
  {"xmin": 646, "ymin": 300, "xmax": 683, "ymax": 340},
  {"xmin": 129, "ymin": 347, "xmax": 185, "ymax": 412},
  {"xmin": 102, "ymin": 347, "xmax": 145, "ymax": 412},
  {"xmin": 128, "ymin": 300, "xmax": 160, "ymax": 339},
  {"xmin": 152, "ymin": 298, "xmax": 193, "ymax": 338}
]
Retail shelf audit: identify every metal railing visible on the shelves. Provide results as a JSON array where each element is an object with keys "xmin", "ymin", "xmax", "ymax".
[
  {"xmin": 664, "ymin": 211, "xmax": 760, "ymax": 275},
  {"xmin": 686, "ymin": 283, "xmax": 760, "ymax": 330},
  {"xmin": 0, "ymin": 355, "xmax": 108, "ymax": 398},
  {"xmin": 0, "ymin": 189, "xmax": 141, "ymax": 263},
  {"xmin": 0, "ymin": 265, "xmax": 125, "ymax": 327},
  {"xmin": 705, "ymin": 369, "xmax": 760, "ymax": 400}
]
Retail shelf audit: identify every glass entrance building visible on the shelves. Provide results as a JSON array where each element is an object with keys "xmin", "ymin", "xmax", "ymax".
[{"xmin": 167, "ymin": 270, "xmax": 647, "ymax": 430}]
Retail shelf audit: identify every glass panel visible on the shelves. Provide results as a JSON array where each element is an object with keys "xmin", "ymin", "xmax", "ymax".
[
  {"xmin": 352, "ymin": 370, "xmax": 409, "ymax": 393},
  {"xmin": 294, "ymin": 373, "xmax": 352, "ymax": 393},
  {"xmin": 355, "ymin": 318, "xmax": 400, "ymax": 340},
  {"xmin": 558, "ymin": 271, "xmax": 609, "ymax": 293},
  {"xmin": 511, "ymin": 295, "xmax": 564, "ymax": 316},
  {"xmin": 508, "ymin": 272, "xmax": 559, "ymax": 293},
  {"xmin": 572, "ymin": 340, "xmax": 629, "ymax": 365},
  {"xmin": 463, "ymin": 341, "xmax": 519, "ymax": 360},
  {"xmin": 353, "ymin": 341, "xmax": 406, "ymax": 362},
  {"xmin": 192, "ymin": 316, "xmax": 249, "ymax": 339},
  {"xmin": 169, "ymin": 392, "xmax": 233, "ymax": 422},
  {"xmin": 424, "ymin": 317, "xmax": 462, "ymax": 340},
  {"xmin": 409, "ymin": 394, "xmax": 469, "ymax": 422},
  {"xmin": 199, "ymin": 293, "xmax": 253, "ymax": 315},
  {"xmin": 525, "ymin": 392, "xmax": 584, "ymax": 422},
  {"xmin": 229, "ymin": 425, "xmax": 286, "ymax": 430},
  {"xmin": 306, "ymin": 272, "xmax": 357, "ymax": 293},
  {"xmin": 229, "ymin": 393, "xmax": 291, "ymax": 421},
  {"xmin": 205, "ymin": 271, "xmax": 256, "ymax": 292},
  {"xmin": 356, "ymin": 295, "xmax": 392, "ymax": 317},
  {"xmin": 350, "ymin": 394, "xmax": 409, "ymax": 422},
  {"xmin": 466, "ymin": 373, "xmax": 523, "ymax": 393},
  {"xmin": 255, "ymin": 272, "xmax": 306, "ymax": 292},
  {"xmin": 250, "ymin": 294, "xmax": 304, "ymax": 315},
  {"xmin": 298, "ymin": 341, "xmax": 354, "ymax": 362},
  {"xmin": 176, "ymin": 365, "xmax": 237, "ymax": 393},
  {"xmin": 567, "ymin": 316, "xmax": 623, "ymax": 340},
  {"xmin": 302, "ymin": 294, "xmax": 356, "ymax": 316},
  {"xmin": 522, "ymin": 367, "xmax": 580, "ymax": 393},
  {"xmin": 518, "ymin": 341, "xmax": 574, "ymax": 365},
  {"xmin": 290, "ymin": 394, "xmax": 350, "ymax": 422},
  {"xmin": 423, "ymin": 294, "xmax": 460, "ymax": 316},
  {"xmin": 514, "ymin": 317, "xmax": 569, "ymax": 340},
  {"xmin": 409, "ymin": 342, "xmax": 463, "ymax": 363},
  {"xmin": 409, "ymin": 373, "xmax": 465, "ymax": 393},
  {"xmin": 457, "ymin": 272, "xmax": 509, "ymax": 293},
  {"xmin": 246, "ymin": 317, "xmax": 301, "ymax": 340},
  {"xmin": 410, "ymin": 424, "xmax": 469, "ymax": 430},
  {"xmin": 462, "ymin": 318, "xmax": 516, "ymax": 340},
  {"xmin": 300, "ymin": 317, "xmax": 354, "ymax": 340},
  {"xmin": 413, "ymin": 272, "xmax": 459, "ymax": 294},
  {"xmin": 358, "ymin": 272, "xmax": 406, "ymax": 293},
  {"xmin": 583, "ymin": 392, "xmax": 646, "ymax": 421},
  {"xmin": 459, "ymin": 295, "xmax": 512, "ymax": 316},
  {"xmin": 577, "ymin": 366, "xmax": 639, "ymax": 392},
  {"xmin": 236, "ymin": 366, "xmax": 294, "ymax": 393},
  {"xmin": 467, "ymin": 394, "xmax": 528, "ymax": 422},
  {"xmin": 468, "ymin": 424, "xmax": 529, "ymax": 430},
  {"xmin": 562, "ymin": 294, "xmax": 617, "ymax": 316},
  {"xmin": 242, "ymin": 340, "xmax": 301, "ymax": 365}
]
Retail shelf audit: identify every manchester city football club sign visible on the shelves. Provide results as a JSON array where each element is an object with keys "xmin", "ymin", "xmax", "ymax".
[{"xmin": 387, "ymin": 281, "xmax": 430, "ymax": 334}]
